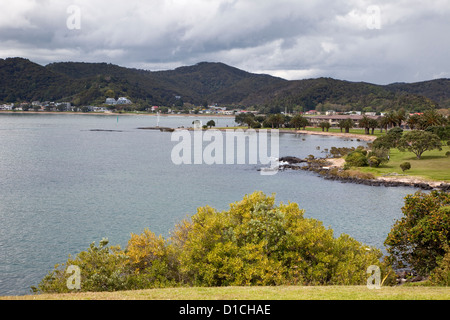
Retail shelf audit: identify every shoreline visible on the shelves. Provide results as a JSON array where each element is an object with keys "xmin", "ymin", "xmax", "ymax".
[
  {"xmin": 298, "ymin": 157, "xmax": 450, "ymax": 191},
  {"xmin": 1, "ymin": 111, "xmax": 377, "ymax": 141},
  {"xmin": 0, "ymin": 110, "xmax": 235, "ymax": 118},
  {"xmin": 295, "ymin": 130, "xmax": 377, "ymax": 142}
]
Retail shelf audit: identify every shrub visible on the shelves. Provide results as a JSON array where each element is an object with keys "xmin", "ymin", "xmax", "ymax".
[
  {"xmin": 173, "ymin": 192, "xmax": 388, "ymax": 286},
  {"xmin": 368, "ymin": 148, "xmax": 390, "ymax": 164},
  {"xmin": 329, "ymin": 146, "xmax": 355, "ymax": 158},
  {"xmin": 385, "ymin": 192, "xmax": 450, "ymax": 276},
  {"xmin": 400, "ymin": 162, "xmax": 411, "ymax": 172},
  {"xmin": 36, "ymin": 192, "xmax": 394, "ymax": 292},
  {"xmin": 345, "ymin": 150, "xmax": 368, "ymax": 167},
  {"xmin": 368, "ymin": 156, "xmax": 381, "ymax": 168},
  {"xmin": 125, "ymin": 229, "xmax": 180, "ymax": 289},
  {"xmin": 429, "ymin": 244, "xmax": 450, "ymax": 286},
  {"xmin": 33, "ymin": 239, "xmax": 128, "ymax": 293}
]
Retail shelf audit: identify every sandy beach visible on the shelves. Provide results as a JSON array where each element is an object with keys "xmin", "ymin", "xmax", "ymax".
[{"xmin": 295, "ymin": 130, "xmax": 378, "ymax": 142}]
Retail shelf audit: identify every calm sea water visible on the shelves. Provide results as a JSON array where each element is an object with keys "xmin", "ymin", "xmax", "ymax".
[{"xmin": 0, "ymin": 113, "xmax": 414, "ymax": 296}]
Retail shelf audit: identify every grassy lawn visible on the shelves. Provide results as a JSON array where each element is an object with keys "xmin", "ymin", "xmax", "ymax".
[
  {"xmin": 359, "ymin": 146, "xmax": 450, "ymax": 182},
  {"xmin": 304, "ymin": 127, "xmax": 385, "ymax": 137},
  {"xmin": 214, "ymin": 126, "xmax": 383, "ymax": 137},
  {"xmin": 3, "ymin": 285, "xmax": 449, "ymax": 300}
]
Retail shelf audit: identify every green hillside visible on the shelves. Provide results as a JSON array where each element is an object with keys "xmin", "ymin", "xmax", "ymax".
[{"xmin": 1, "ymin": 57, "xmax": 449, "ymax": 111}]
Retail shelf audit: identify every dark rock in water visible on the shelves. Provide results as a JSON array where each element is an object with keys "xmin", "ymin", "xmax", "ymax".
[
  {"xmin": 279, "ymin": 156, "xmax": 306, "ymax": 164},
  {"xmin": 413, "ymin": 183, "xmax": 432, "ymax": 190},
  {"xmin": 137, "ymin": 127, "xmax": 175, "ymax": 132},
  {"xmin": 279, "ymin": 164, "xmax": 303, "ymax": 171},
  {"xmin": 89, "ymin": 129, "xmax": 123, "ymax": 132}
]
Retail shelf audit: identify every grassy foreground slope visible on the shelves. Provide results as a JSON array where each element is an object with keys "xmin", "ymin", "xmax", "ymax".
[{"xmin": 3, "ymin": 285, "xmax": 450, "ymax": 300}]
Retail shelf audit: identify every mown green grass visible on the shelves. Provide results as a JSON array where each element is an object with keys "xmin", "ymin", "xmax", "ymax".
[
  {"xmin": 215, "ymin": 126, "xmax": 382, "ymax": 137},
  {"xmin": 304, "ymin": 127, "xmax": 385, "ymax": 137},
  {"xmin": 2, "ymin": 285, "xmax": 449, "ymax": 300},
  {"xmin": 360, "ymin": 145, "xmax": 450, "ymax": 182}
]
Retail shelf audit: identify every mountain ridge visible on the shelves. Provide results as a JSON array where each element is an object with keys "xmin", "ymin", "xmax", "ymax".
[{"xmin": 1, "ymin": 57, "xmax": 449, "ymax": 111}]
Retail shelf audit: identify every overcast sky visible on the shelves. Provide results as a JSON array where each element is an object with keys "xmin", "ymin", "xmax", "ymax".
[{"xmin": 1, "ymin": 0, "xmax": 449, "ymax": 85}]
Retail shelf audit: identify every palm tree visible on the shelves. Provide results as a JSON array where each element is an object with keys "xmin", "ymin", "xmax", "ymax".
[
  {"xmin": 396, "ymin": 108, "xmax": 407, "ymax": 127},
  {"xmin": 319, "ymin": 121, "xmax": 331, "ymax": 132},
  {"xmin": 368, "ymin": 118, "xmax": 379, "ymax": 135},
  {"xmin": 342, "ymin": 118, "xmax": 353, "ymax": 133},
  {"xmin": 406, "ymin": 114, "xmax": 421, "ymax": 130},
  {"xmin": 338, "ymin": 119, "xmax": 346, "ymax": 133},
  {"xmin": 421, "ymin": 109, "xmax": 447, "ymax": 129},
  {"xmin": 359, "ymin": 116, "xmax": 371, "ymax": 135},
  {"xmin": 386, "ymin": 111, "xmax": 398, "ymax": 128},
  {"xmin": 266, "ymin": 114, "xmax": 284, "ymax": 129},
  {"xmin": 290, "ymin": 115, "xmax": 309, "ymax": 130},
  {"xmin": 378, "ymin": 116, "xmax": 389, "ymax": 133}
]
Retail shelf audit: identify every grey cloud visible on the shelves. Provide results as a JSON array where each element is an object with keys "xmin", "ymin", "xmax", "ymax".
[{"xmin": 1, "ymin": 0, "xmax": 449, "ymax": 84}]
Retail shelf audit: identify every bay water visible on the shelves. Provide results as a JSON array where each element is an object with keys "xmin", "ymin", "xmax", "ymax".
[{"xmin": 0, "ymin": 113, "xmax": 414, "ymax": 295}]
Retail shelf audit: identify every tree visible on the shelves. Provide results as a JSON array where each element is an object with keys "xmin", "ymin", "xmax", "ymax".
[
  {"xmin": 406, "ymin": 114, "xmax": 421, "ymax": 130},
  {"xmin": 384, "ymin": 191, "xmax": 450, "ymax": 276},
  {"xmin": 266, "ymin": 114, "xmax": 284, "ymax": 129},
  {"xmin": 397, "ymin": 130, "xmax": 442, "ymax": 159},
  {"xmin": 235, "ymin": 113, "xmax": 255, "ymax": 128},
  {"xmin": 368, "ymin": 118, "xmax": 379, "ymax": 135},
  {"xmin": 358, "ymin": 116, "xmax": 371, "ymax": 135},
  {"xmin": 206, "ymin": 120, "xmax": 215, "ymax": 128},
  {"xmin": 425, "ymin": 125, "xmax": 450, "ymax": 140},
  {"xmin": 373, "ymin": 127, "xmax": 404, "ymax": 151},
  {"xmin": 340, "ymin": 118, "xmax": 353, "ymax": 133},
  {"xmin": 319, "ymin": 121, "xmax": 331, "ymax": 132},
  {"xmin": 290, "ymin": 114, "xmax": 309, "ymax": 130},
  {"xmin": 395, "ymin": 108, "xmax": 407, "ymax": 127},
  {"xmin": 378, "ymin": 116, "xmax": 390, "ymax": 133},
  {"xmin": 386, "ymin": 127, "xmax": 404, "ymax": 148},
  {"xmin": 338, "ymin": 119, "xmax": 346, "ymax": 133},
  {"xmin": 420, "ymin": 109, "xmax": 447, "ymax": 129}
]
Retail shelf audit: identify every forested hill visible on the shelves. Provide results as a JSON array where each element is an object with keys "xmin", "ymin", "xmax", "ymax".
[{"xmin": 1, "ymin": 57, "xmax": 449, "ymax": 112}]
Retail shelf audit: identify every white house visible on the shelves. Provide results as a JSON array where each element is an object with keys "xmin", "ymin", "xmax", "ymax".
[
  {"xmin": 0, "ymin": 104, "xmax": 14, "ymax": 110},
  {"xmin": 106, "ymin": 98, "xmax": 116, "ymax": 105},
  {"xmin": 116, "ymin": 97, "xmax": 132, "ymax": 105}
]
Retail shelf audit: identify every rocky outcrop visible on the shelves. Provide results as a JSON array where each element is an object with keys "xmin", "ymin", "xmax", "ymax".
[{"xmin": 278, "ymin": 155, "xmax": 450, "ymax": 191}]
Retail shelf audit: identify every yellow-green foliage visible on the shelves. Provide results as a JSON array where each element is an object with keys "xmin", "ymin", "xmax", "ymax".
[{"xmin": 35, "ymin": 192, "xmax": 392, "ymax": 293}]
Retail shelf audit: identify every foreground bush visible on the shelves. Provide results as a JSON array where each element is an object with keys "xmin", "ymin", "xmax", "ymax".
[
  {"xmin": 385, "ymin": 191, "xmax": 450, "ymax": 277},
  {"xmin": 33, "ymin": 239, "xmax": 129, "ymax": 293},
  {"xmin": 34, "ymin": 192, "xmax": 392, "ymax": 293}
]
